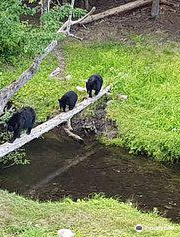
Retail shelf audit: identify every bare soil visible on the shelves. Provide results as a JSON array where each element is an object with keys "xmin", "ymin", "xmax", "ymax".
[{"xmin": 75, "ymin": 0, "xmax": 180, "ymax": 42}]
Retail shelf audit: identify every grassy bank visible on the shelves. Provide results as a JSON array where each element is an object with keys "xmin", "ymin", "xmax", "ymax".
[
  {"xmin": 63, "ymin": 39, "xmax": 180, "ymax": 162},
  {"xmin": 0, "ymin": 190, "xmax": 179, "ymax": 237}
]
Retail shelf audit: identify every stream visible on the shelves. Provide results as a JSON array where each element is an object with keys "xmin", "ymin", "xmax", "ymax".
[{"xmin": 1, "ymin": 130, "xmax": 180, "ymax": 223}]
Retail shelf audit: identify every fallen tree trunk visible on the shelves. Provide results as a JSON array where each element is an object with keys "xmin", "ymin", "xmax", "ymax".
[
  {"xmin": 0, "ymin": 86, "xmax": 110, "ymax": 159},
  {"xmin": 80, "ymin": 0, "xmax": 169, "ymax": 24}
]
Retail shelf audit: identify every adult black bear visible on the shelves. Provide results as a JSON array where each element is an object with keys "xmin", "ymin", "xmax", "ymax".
[
  {"xmin": 7, "ymin": 107, "xmax": 36, "ymax": 142},
  {"xmin": 58, "ymin": 91, "xmax": 78, "ymax": 112},
  {"xmin": 86, "ymin": 74, "xmax": 103, "ymax": 98}
]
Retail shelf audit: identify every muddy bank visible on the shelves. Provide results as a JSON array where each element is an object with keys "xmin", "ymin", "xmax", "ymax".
[
  {"xmin": 71, "ymin": 98, "xmax": 118, "ymax": 140},
  {"xmin": 24, "ymin": 0, "xmax": 180, "ymax": 42}
]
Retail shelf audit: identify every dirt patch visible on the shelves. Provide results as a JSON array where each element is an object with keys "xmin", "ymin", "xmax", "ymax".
[
  {"xmin": 71, "ymin": 98, "xmax": 118, "ymax": 140},
  {"xmin": 24, "ymin": 0, "xmax": 180, "ymax": 41},
  {"xmin": 75, "ymin": 0, "xmax": 180, "ymax": 42},
  {"xmin": 76, "ymin": 0, "xmax": 132, "ymax": 13}
]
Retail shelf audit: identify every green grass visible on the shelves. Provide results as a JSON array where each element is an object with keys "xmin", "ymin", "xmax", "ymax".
[
  {"xmin": 2, "ymin": 37, "xmax": 180, "ymax": 161},
  {"xmin": 0, "ymin": 52, "xmax": 94, "ymax": 122},
  {"xmin": 0, "ymin": 54, "xmax": 87, "ymax": 122},
  {"xmin": 0, "ymin": 190, "xmax": 180, "ymax": 237},
  {"xmin": 63, "ymin": 39, "xmax": 180, "ymax": 162}
]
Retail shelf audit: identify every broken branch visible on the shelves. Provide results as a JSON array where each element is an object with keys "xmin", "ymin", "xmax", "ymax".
[{"xmin": 63, "ymin": 127, "xmax": 84, "ymax": 143}]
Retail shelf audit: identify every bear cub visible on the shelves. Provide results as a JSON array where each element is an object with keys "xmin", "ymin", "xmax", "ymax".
[
  {"xmin": 58, "ymin": 91, "xmax": 78, "ymax": 112},
  {"xmin": 7, "ymin": 107, "xmax": 36, "ymax": 142},
  {"xmin": 86, "ymin": 74, "xmax": 103, "ymax": 98}
]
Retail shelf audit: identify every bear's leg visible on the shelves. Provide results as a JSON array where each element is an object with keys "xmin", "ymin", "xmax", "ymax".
[
  {"xmin": 26, "ymin": 127, "xmax": 32, "ymax": 135},
  {"xmin": 28, "ymin": 117, "xmax": 35, "ymax": 134},
  {"xmin": 89, "ymin": 90, "xmax": 93, "ymax": 98},
  {"xmin": 10, "ymin": 130, "xmax": 21, "ymax": 143},
  {"xmin": 26, "ymin": 116, "xmax": 35, "ymax": 135},
  {"xmin": 63, "ymin": 105, "xmax": 66, "ymax": 112},
  {"xmin": 14, "ymin": 129, "xmax": 21, "ymax": 138},
  {"xmin": 95, "ymin": 89, "xmax": 100, "ymax": 96}
]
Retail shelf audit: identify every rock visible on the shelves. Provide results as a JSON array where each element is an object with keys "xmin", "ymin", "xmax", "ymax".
[
  {"xmin": 76, "ymin": 86, "xmax": 86, "ymax": 92},
  {"xmin": 58, "ymin": 229, "xmax": 75, "ymax": 237},
  {"xmin": 117, "ymin": 94, "xmax": 128, "ymax": 101},
  {"xmin": 50, "ymin": 67, "xmax": 61, "ymax": 78}
]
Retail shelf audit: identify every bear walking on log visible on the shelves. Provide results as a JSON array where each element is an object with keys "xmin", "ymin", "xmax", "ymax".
[
  {"xmin": 86, "ymin": 74, "xmax": 103, "ymax": 98},
  {"xmin": 6, "ymin": 107, "xmax": 36, "ymax": 143},
  {"xmin": 58, "ymin": 91, "xmax": 78, "ymax": 112}
]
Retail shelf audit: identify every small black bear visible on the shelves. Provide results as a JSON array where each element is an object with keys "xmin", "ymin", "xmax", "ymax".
[
  {"xmin": 86, "ymin": 74, "xmax": 103, "ymax": 98},
  {"xmin": 58, "ymin": 91, "xmax": 78, "ymax": 112},
  {"xmin": 7, "ymin": 107, "xmax": 36, "ymax": 142}
]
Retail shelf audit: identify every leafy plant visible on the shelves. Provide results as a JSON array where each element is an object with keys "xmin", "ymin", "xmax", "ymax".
[
  {"xmin": 1, "ymin": 149, "xmax": 29, "ymax": 167},
  {"xmin": 0, "ymin": 1, "xmax": 85, "ymax": 61},
  {"xmin": 40, "ymin": 4, "xmax": 86, "ymax": 31},
  {"xmin": 0, "ymin": 0, "xmax": 33, "ymax": 61}
]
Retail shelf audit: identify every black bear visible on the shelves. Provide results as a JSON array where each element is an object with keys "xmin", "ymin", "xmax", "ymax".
[
  {"xmin": 7, "ymin": 107, "xmax": 36, "ymax": 142},
  {"xmin": 86, "ymin": 74, "xmax": 103, "ymax": 98},
  {"xmin": 58, "ymin": 91, "xmax": 78, "ymax": 112}
]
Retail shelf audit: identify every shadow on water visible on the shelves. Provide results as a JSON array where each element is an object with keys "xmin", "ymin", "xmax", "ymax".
[{"xmin": 1, "ymin": 130, "xmax": 180, "ymax": 223}]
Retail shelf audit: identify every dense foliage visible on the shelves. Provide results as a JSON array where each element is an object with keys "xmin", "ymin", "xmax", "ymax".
[
  {"xmin": 0, "ymin": 0, "xmax": 30, "ymax": 61},
  {"xmin": 0, "ymin": 0, "xmax": 85, "ymax": 61}
]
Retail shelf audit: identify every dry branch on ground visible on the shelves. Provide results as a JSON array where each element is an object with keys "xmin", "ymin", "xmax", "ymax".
[{"xmin": 80, "ymin": 0, "xmax": 174, "ymax": 24}]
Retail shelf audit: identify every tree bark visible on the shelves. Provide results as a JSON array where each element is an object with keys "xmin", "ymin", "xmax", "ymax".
[
  {"xmin": 63, "ymin": 127, "xmax": 84, "ymax": 143},
  {"xmin": 151, "ymin": 0, "xmax": 160, "ymax": 18},
  {"xmin": 0, "ymin": 40, "xmax": 58, "ymax": 116},
  {"xmin": 84, "ymin": 0, "xmax": 90, "ymax": 10},
  {"xmin": 41, "ymin": 0, "xmax": 51, "ymax": 15}
]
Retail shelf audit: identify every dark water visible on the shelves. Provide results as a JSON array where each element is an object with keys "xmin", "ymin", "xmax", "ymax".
[{"xmin": 1, "ymin": 131, "xmax": 180, "ymax": 222}]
